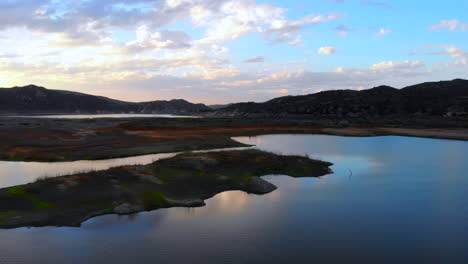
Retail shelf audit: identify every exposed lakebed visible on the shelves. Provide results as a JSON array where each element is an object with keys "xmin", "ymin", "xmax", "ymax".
[
  {"xmin": 5, "ymin": 114, "xmax": 198, "ymax": 119},
  {"xmin": 0, "ymin": 135, "xmax": 466, "ymax": 263},
  {"xmin": 0, "ymin": 149, "xmax": 332, "ymax": 228}
]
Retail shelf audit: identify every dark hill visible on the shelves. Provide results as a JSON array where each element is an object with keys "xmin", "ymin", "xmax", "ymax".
[
  {"xmin": 0, "ymin": 85, "xmax": 211, "ymax": 115},
  {"xmin": 215, "ymin": 79, "xmax": 468, "ymax": 118}
]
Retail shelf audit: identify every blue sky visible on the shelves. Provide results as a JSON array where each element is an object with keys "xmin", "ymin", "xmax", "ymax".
[{"xmin": 0, "ymin": 0, "xmax": 466, "ymax": 103}]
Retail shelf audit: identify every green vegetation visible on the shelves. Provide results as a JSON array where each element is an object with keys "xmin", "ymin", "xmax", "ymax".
[
  {"xmin": 6, "ymin": 186, "xmax": 26, "ymax": 195},
  {"xmin": 0, "ymin": 211, "xmax": 21, "ymax": 225},
  {"xmin": 6, "ymin": 185, "xmax": 54, "ymax": 210},
  {"xmin": 137, "ymin": 191, "xmax": 171, "ymax": 209},
  {"xmin": 102, "ymin": 206, "xmax": 115, "ymax": 214},
  {"xmin": 30, "ymin": 199, "xmax": 54, "ymax": 210}
]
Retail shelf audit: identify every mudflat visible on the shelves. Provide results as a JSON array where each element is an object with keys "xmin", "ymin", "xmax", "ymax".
[
  {"xmin": 0, "ymin": 117, "xmax": 466, "ymax": 161},
  {"xmin": 0, "ymin": 149, "xmax": 332, "ymax": 228}
]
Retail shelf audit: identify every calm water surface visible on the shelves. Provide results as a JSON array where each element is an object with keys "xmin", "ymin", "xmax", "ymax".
[
  {"xmin": 0, "ymin": 135, "xmax": 467, "ymax": 264},
  {"xmin": 0, "ymin": 147, "xmax": 250, "ymax": 188},
  {"xmin": 7, "ymin": 114, "xmax": 197, "ymax": 119}
]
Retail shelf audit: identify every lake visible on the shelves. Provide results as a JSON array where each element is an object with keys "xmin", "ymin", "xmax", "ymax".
[
  {"xmin": 0, "ymin": 135, "xmax": 466, "ymax": 264},
  {"xmin": 6, "ymin": 114, "xmax": 198, "ymax": 119}
]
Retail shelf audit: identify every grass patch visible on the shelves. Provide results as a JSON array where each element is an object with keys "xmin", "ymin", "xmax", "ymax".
[
  {"xmin": 196, "ymin": 171, "xmax": 210, "ymax": 177},
  {"xmin": 0, "ymin": 211, "xmax": 21, "ymax": 224},
  {"xmin": 154, "ymin": 167, "xmax": 190, "ymax": 183},
  {"xmin": 6, "ymin": 186, "xmax": 27, "ymax": 195},
  {"xmin": 137, "ymin": 191, "xmax": 171, "ymax": 209},
  {"xmin": 30, "ymin": 199, "xmax": 54, "ymax": 210},
  {"xmin": 102, "ymin": 206, "xmax": 115, "ymax": 214},
  {"xmin": 6, "ymin": 185, "xmax": 54, "ymax": 210}
]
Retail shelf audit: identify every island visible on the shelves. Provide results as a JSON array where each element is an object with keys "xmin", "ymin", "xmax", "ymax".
[{"xmin": 0, "ymin": 149, "xmax": 333, "ymax": 229}]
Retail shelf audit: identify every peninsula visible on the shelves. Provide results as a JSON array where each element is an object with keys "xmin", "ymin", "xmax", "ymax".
[{"xmin": 0, "ymin": 150, "xmax": 332, "ymax": 228}]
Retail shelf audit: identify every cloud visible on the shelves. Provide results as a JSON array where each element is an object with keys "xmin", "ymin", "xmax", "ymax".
[
  {"xmin": 369, "ymin": 60, "xmax": 425, "ymax": 71},
  {"xmin": 263, "ymin": 13, "xmax": 342, "ymax": 45},
  {"xmin": 245, "ymin": 56, "xmax": 265, "ymax": 63},
  {"xmin": 123, "ymin": 26, "xmax": 193, "ymax": 54},
  {"xmin": 248, "ymin": 88, "xmax": 289, "ymax": 95},
  {"xmin": 0, "ymin": 53, "xmax": 21, "ymax": 59},
  {"xmin": 411, "ymin": 45, "xmax": 468, "ymax": 65},
  {"xmin": 375, "ymin": 28, "xmax": 392, "ymax": 36},
  {"xmin": 334, "ymin": 24, "xmax": 352, "ymax": 36},
  {"xmin": 1, "ymin": 54, "xmax": 460, "ymax": 104},
  {"xmin": 429, "ymin": 20, "xmax": 468, "ymax": 31},
  {"xmin": 317, "ymin": 46, "xmax": 338, "ymax": 55},
  {"xmin": 0, "ymin": 1, "xmax": 296, "ymax": 47},
  {"xmin": 211, "ymin": 45, "xmax": 229, "ymax": 55},
  {"xmin": 0, "ymin": 1, "xmax": 465, "ymax": 104},
  {"xmin": 0, "ymin": 0, "xmax": 340, "ymax": 78},
  {"xmin": 0, "ymin": 0, "xmax": 343, "ymax": 51}
]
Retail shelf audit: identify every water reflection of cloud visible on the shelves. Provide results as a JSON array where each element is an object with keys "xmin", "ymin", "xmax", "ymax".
[
  {"xmin": 0, "ymin": 135, "xmax": 466, "ymax": 263},
  {"xmin": 235, "ymin": 135, "xmax": 386, "ymax": 179},
  {"xmin": 169, "ymin": 189, "xmax": 282, "ymax": 219}
]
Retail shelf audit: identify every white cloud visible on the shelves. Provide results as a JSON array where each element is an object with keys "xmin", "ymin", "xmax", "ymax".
[
  {"xmin": 375, "ymin": 28, "xmax": 392, "ymax": 36},
  {"xmin": 123, "ymin": 26, "xmax": 193, "ymax": 53},
  {"xmin": 0, "ymin": 1, "xmax": 465, "ymax": 104},
  {"xmin": 211, "ymin": 45, "xmax": 229, "ymax": 55},
  {"xmin": 264, "ymin": 13, "xmax": 342, "ymax": 45},
  {"xmin": 1, "ymin": 54, "xmax": 461, "ymax": 104},
  {"xmin": 369, "ymin": 60, "xmax": 425, "ymax": 72},
  {"xmin": 429, "ymin": 20, "xmax": 468, "ymax": 31},
  {"xmin": 317, "ymin": 46, "xmax": 338, "ymax": 55},
  {"xmin": 0, "ymin": 0, "xmax": 340, "ymax": 86},
  {"xmin": 412, "ymin": 45, "xmax": 468, "ymax": 65},
  {"xmin": 334, "ymin": 67, "xmax": 345, "ymax": 72},
  {"xmin": 0, "ymin": 0, "xmax": 339, "ymax": 48}
]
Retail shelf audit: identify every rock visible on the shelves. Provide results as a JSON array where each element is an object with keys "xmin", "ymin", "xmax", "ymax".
[
  {"xmin": 113, "ymin": 203, "xmax": 143, "ymax": 214},
  {"xmin": 243, "ymin": 177, "xmax": 277, "ymax": 194},
  {"xmin": 168, "ymin": 199, "xmax": 205, "ymax": 207}
]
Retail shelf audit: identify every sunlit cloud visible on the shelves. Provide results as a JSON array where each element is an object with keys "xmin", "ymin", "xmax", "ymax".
[
  {"xmin": 0, "ymin": 0, "xmax": 466, "ymax": 104},
  {"xmin": 375, "ymin": 28, "xmax": 392, "ymax": 36},
  {"xmin": 429, "ymin": 20, "xmax": 468, "ymax": 31},
  {"xmin": 317, "ymin": 46, "xmax": 338, "ymax": 55}
]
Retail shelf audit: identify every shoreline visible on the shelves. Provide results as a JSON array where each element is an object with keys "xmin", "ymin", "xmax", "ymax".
[
  {"xmin": 0, "ymin": 116, "xmax": 466, "ymax": 162},
  {"xmin": 0, "ymin": 150, "xmax": 332, "ymax": 229}
]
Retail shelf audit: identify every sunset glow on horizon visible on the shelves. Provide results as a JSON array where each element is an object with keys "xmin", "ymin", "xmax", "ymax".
[{"xmin": 0, "ymin": 0, "xmax": 467, "ymax": 104}]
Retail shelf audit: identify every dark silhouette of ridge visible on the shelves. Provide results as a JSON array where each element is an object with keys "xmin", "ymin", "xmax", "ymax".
[
  {"xmin": 214, "ymin": 79, "xmax": 468, "ymax": 118},
  {"xmin": 0, "ymin": 85, "xmax": 211, "ymax": 115},
  {"xmin": 1, "ymin": 79, "xmax": 467, "ymax": 118}
]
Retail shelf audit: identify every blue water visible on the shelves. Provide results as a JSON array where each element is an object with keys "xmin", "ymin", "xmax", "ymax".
[
  {"xmin": 7, "ymin": 114, "xmax": 197, "ymax": 119},
  {"xmin": 0, "ymin": 135, "xmax": 466, "ymax": 264}
]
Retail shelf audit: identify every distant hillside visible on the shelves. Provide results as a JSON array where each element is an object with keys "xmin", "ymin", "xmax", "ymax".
[
  {"xmin": 208, "ymin": 104, "xmax": 233, "ymax": 110},
  {"xmin": 0, "ymin": 85, "xmax": 211, "ymax": 115},
  {"xmin": 2, "ymin": 80, "xmax": 467, "ymax": 118},
  {"xmin": 214, "ymin": 79, "xmax": 468, "ymax": 118}
]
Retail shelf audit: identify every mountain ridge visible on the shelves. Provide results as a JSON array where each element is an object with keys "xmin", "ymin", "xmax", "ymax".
[
  {"xmin": 214, "ymin": 79, "xmax": 468, "ymax": 118},
  {"xmin": 0, "ymin": 85, "xmax": 211, "ymax": 115},
  {"xmin": 1, "ymin": 79, "xmax": 467, "ymax": 118}
]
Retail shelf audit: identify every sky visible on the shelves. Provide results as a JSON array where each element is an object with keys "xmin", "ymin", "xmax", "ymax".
[{"xmin": 0, "ymin": 0, "xmax": 467, "ymax": 104}]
